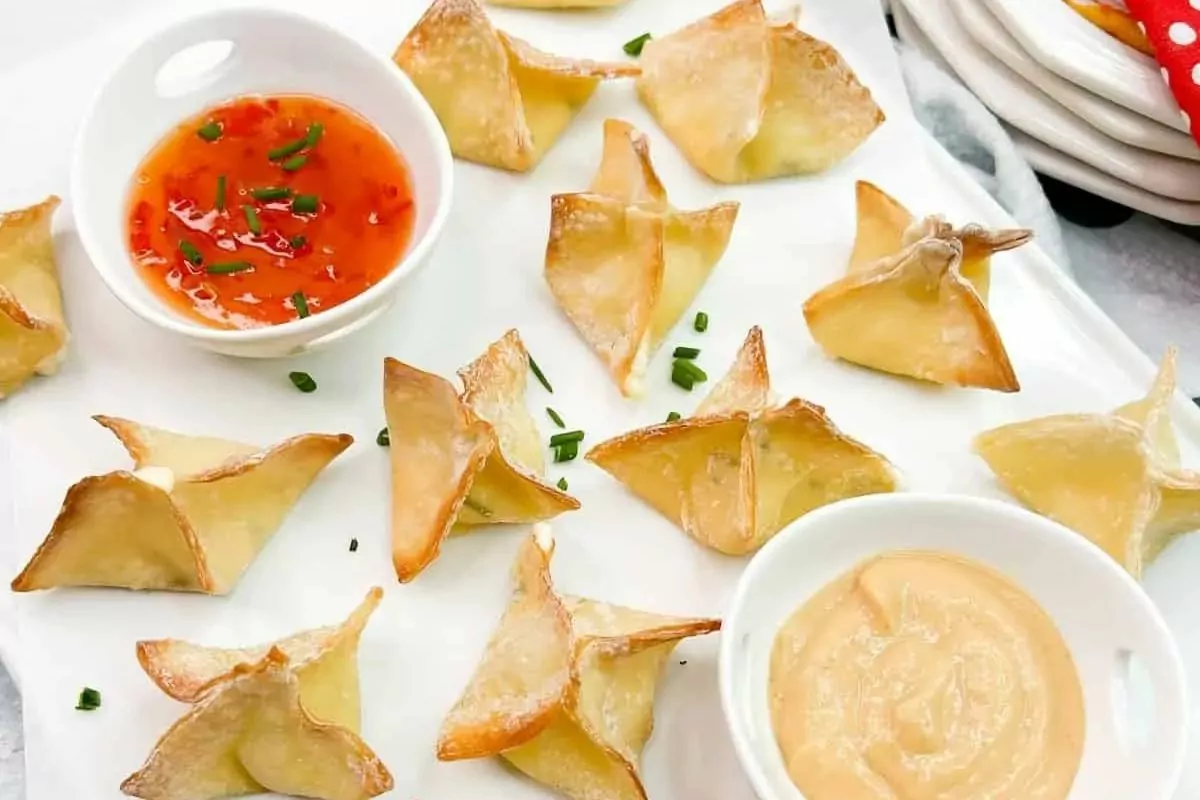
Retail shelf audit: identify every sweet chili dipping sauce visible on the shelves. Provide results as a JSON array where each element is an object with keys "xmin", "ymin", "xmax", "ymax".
[{"xmin": 127, "ymin": 94, "xmax": 415, "ymax": 329}]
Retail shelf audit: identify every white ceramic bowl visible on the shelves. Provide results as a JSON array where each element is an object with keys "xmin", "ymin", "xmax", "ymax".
[
  {"xmin": 71, "ymin": 7, "xmax": 453, "ymax": 358},
  {"xmin": 720, "ymin": 493, "xmax": 1188, "ymax": 800}
]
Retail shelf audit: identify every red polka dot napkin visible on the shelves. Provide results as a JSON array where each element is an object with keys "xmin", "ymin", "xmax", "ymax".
[{"xmin": 1125, "ymin": 0, "xmax": 1200, "ymax": 141}]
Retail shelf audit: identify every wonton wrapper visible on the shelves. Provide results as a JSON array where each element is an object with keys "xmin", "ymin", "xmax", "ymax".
[
  {"xmin": 11, "ymin": 417, "xmax": 352, "ymax": 594},
  {"xmin": 438, "ymin": 529, "xmax": 720, "ymax": 800},
  {"xmin": 121, "ymin": 647, "xmax": 393, "ymax": 800},
  {"xmin": 546, "ymin": 119, "xmax": 738, "ymax": 396},
  {"xmin": 587, "ymin": 327, "xmax": 897, "ymax": 555},
  {"xmin": 384, "ymin": 329, "xmax": 579, "ymax": 582},
  {"xmin": 975, "ymin": 349, "xmax": 1200, "ymax": 578},
  {"xmin": 394, "ymin": 0, "xmax": 639, "ymax": 171},
  {"xmin": 137, "ymin": 587, "xmax": 382, "ymax": 733},
  {"xmin": 803, "ymin": 237, "xmax": 1020, "ymax": 392},
  {"xmin": 636, "ymin": 0, "xmax": 883, "ymax": 183},
  {"xmin": 849, "ymin": 180, "xmax": 1032, "ymax": 303},
  {"xmin": 0, "ymin": 196, "xmax": 67, "ymax": 399}
]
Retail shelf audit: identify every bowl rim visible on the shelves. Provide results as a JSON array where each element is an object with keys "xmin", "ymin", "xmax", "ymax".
[
  {"xmin": 68, "ymin": 5, "xmax": 454, "ymax": 344},
  {"xmin": 717, "ymin": 492, "xmax": 1188, "ymax": 800}
]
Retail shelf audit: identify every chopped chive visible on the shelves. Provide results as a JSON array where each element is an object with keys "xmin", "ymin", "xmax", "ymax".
[
  {"xmin": 623, "ymin": 32, "xmax": 652, "ymax": 56},
  {"xmin": 289, "ymin": 371, "xmax": 317, "ymax": 393},
  {"xmin": 252, "ymin": 186, "xmax": 292, "ymax": 201},
  {"xmin": 666, "ymin": 411, "xmax": 682, "ymax": 422},
  {"xmin": 693, "ymin": 311, "xmax": 709, "ymax": 333},
  {"xmin": 178, "ymin": 240, "xmax": 203, "ymax": 266},
  {"xmin": 281, "ymin": 154, "xmax": 308, "ymax": 172},
  {"xmin": 546, "ymin": 407, "xmax": 566, "ymax": 428},
  {"xmin": 556, "ymin": 477, "xmax": 568, "ymax": 491},
  {"xmin": 292, "ymin": 292, "xmax": 310, "ymax": 318},
  {"xmin": 674, "ymin": 359, "xmax": 708, "ymax": 384},
  {"xmin": 463, "ymin": 497, "xmax": 493, "ymax": 518},
  {"xmin": 242, "ymin": 204, "xmax": 262, "ymax": 235},
  {"xmin": 679, "ymin": 660, "xmax": 688, "ymax": 666},
  {"xmin": 349, "ymin": 538, "xmax": 359, "ymax": 552},
  {"xmin": 197, "ymin": 121, "xmax": 222, "ymax": 142},
  {"xmin": 529, "ymin": 356, "xmax": 553, "ymax": 393},
  {"xmin": 673, "ymin": 346, "xmax": 700, "ymax": 359},
  {"xmin": 376, "ymin": 427, "xmax": 390, "ymax": 447},
  {"xmin": 671, "ymin": 363, "xmax": 696, "ymax": 391},
  {"xmin": 289, "ymin": 235, "xmax": 307, "ymax": 249},
  {"xmin": 206, "ymin": 261, "xmax": 253, "ymax": 275},
  {"xmin": 553, "ymin": 441, "xmax": 579, "ymax": 463},
  {"xmin": 75, "ymin": 687, "xmax": 101, "ymax": 711},
  {"xmin": 292, "ymin": 194, "xmax": 320, "ymax": 215},
  {"xmin": 550, "ymin": 430, "xmax": 585, "ymax": 447},
  {"xmin": 267, "ymin": 123, "xmax": 324, "ymax": 161},
  {"xmin": 215, "ymin": 175, "xmax": 227, "ymax": 210}
]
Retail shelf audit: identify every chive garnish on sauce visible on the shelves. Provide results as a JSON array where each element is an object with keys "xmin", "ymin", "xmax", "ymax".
[
  {"xmin": 292, "ymin": 292, "xmax": 310, "ymax": 319},
  {"xmin": 206, "ymin": 261, "xmax": 253, "ymax": 275},
  {"xmin": 666, "ymin": 411, "xmax": 682, "ymax": 422},
  {"xmin": 550, "ymin": 430, "xmax": 585, "ymax": 447},
  {"xmin": 252, "ymin": 186, "xmax": 292, "ymax": 201},
  {"xmin": 529, "ymin": 356, "xmax": 554, "ymax": 393},
  {"xmin": 673, "ymin": 346, "xmax": 700, "ymax": 359},
  {"xmin": 282, "ymin": 154, "xmax": 308, "ymax": 172},
  {"xmin": 289, "ymin": 371, "xmax": 317, "ymax": 393},
  {"xmin": 623, "ymin": 32, "xmax": 652, "ymax": 56},
  {"xmin": 267, "ymin": 123, "xmax": 325, "ymax": 161},
  {"xmin": 243, "ymin": 204, "xmax": 262, "ymax": 235},
  {"xmin": 349, "ymin": 538, "xmax": 359, "ymax": 552},
  {"xmin": 376, "ymin": 427, "xmax": 390, "ymax": 447},
  {"xmin": 546, "ymin": 407, "xmax": 565, "ymax": 428},
  {"xmin": 178, "ymin": 240, "xmax": 203, "ymax": 266},
  {"xmin": 75, "ymin": 687, "xmax": 101, "ymax": 711},
  {"xmin": 554, "ymin": 441, "xmax": 579, "ymax": 463},
  {"xmin": 197, "ymin": 121, "xmax": 223, "ymax": 142},
  {"xmin": 290, "ymin": 235, "xmax": 307, "ymax": 250},
  {"xmin": 556, "ymin": 477, "xmax": 568, "ymax": 491},
  {"xmin": 694, "ymin": 311, "xmax": 709, "ymax": 333},
  {"xmin": 215, "ymin": 175, "xmax": 227, "ymax": 210},
  {"xmin": 292, "ymin": 194, "xmax": 320, "ymax": 215}
]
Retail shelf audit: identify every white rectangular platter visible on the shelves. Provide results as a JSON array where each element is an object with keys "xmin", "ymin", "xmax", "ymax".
[{"xmin": 2, "ymin": 1, "xmax": 1200, "ymax": 798}]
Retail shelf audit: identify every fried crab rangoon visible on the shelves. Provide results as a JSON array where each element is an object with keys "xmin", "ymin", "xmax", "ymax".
[
  {"xmin": 587, "ymin": 327, "xmax": 897, "ymax": 555},
  {"xmin": 545, "ymin": 119, "xmax": 739, "ymax": 396},
  {"xmin": 849, "ymin": 180, "xmax": 1032, "ymax": 303},
  {"xmin": 803, "ymin": 237, "xmax": 1020, "ymax": 393},
  {"xmin": 437, "ymin": 528, "xmax": 721, "ymax": 800},
  {"xmin": 122, "ymin": 591, "xmax": 392, "ymax": 800},
  {"xmin": 384, "ymin": 330, "xmax": 579, "ymax": 582},
  {"xmin": 11, "ymin": 417, "xmax": 352, "ymax": 594},
  {"xmin": 0, "ymin": 196, "xmax": 68, "ymax": 399},
  {"xmin": 635, "ymin": 0, "xmax": 883, "ymax": 183},
  {"xmin": 394, "ymin": 0, "xmax": 639, "ymax": 171},
  {"xmin": 975, "ymin": 348, "xmax": 1200, "ymax": 578}
]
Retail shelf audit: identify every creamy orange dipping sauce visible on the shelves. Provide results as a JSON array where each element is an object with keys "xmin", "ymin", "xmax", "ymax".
[
  {"xmin": 127, "ymin": 94, "xmax": 415, "ymax": 329},
  {"xmin": 769, "ymin": 551, "xmax": 1085, "ymax": 800}
]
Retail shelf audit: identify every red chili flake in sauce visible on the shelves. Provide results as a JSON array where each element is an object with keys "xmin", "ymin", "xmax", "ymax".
[{"xmin": 125, "ymin": 94, "xmax": 415, "ymax": 329}]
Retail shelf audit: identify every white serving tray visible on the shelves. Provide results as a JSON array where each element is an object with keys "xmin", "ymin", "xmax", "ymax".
[
  {"xmin": 2, "ymin": 2, "xmax": 1200, "ymax": 800},
  {"xmin": 898, "ymin": 0, "xmax": 1200, "ymax": 203},
  {"xmin": 980, "ymin": 0, "xmax": 1186, "ymax": 132}
]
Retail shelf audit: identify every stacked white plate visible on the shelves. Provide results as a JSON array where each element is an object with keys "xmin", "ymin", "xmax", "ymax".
[{"xmin": 893, "ymin": 0, "xmax": 1200, "ymax": 224}]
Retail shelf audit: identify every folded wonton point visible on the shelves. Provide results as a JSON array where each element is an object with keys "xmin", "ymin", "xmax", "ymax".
[
  {"xmin": 11, "ymin": 417, "xmax": 352, "ymax": 594},
  {"xmin": 587, "ymin": 327, "xmax": 897, "ymax": 555},
  {"xmin": 804, "ymin": 236, "xmax": 1020, "ymax": 393},
  {"xmin": 975, "ymin": 348, "xmax": 1200, "ymax": 578},
  {"xmin": 395, "ymin": 0, "xmax": 639, "ymax": 171},
  {"xmin": 0, "ymin": 196, "xmax": 68, "ymax": 399},
  {"xmin": 546, "ymin": 119, "xmax": 738, "ymax": 396},
  {"xmin": 384, "ymin": 330, "xmax": 579, "ymax": 582},
  {"xmin": 121, "ymin": 645, "xmax": 393, "ymax": 800},
  {"xmin": 636, "ymin": 0, "xmax": 883, "ymax": 183},
  {"xmin": 437, "ymin": 530, "xmax": 720, "ymax": 800}
]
